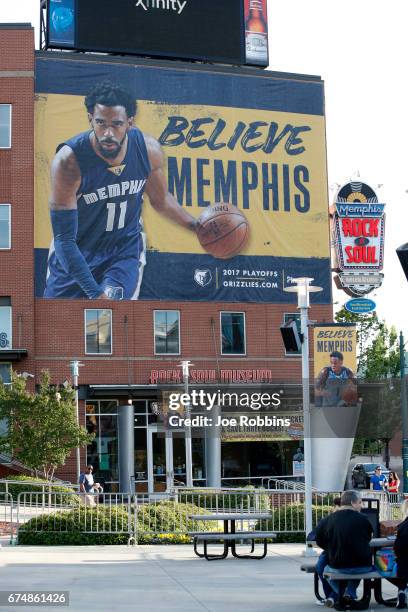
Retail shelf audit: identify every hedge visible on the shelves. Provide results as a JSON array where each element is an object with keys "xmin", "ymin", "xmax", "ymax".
[
  {"xmin": 0, "ymin": 475, "xmax": 80, "ymax": 506},
  {"xmin": 256, "ymin": 502, "xmax": 333, "ymax": 543},
  {"xmin": 18, "ymin": 501, "xmax": 217, "ymax": 545},
  {"xmin": 185, "ymin": 486, "xmax": 270, "ymax": 512}
]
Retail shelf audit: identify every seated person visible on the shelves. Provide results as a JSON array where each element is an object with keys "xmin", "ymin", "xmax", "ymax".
[
  {"xmin": 387, "ymin": 500, "xmax": 408, "ymax": 609},
  {"xmin": 310, "ymin": 497, "xmax": 341, "ymax": 604},
  {"xmin": 315, "ymin": 490, "xmax": 373, "ymax": 607}
]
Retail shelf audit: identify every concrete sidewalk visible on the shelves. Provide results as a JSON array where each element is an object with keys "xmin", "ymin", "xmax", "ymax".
[{"xmin": 0, "ymin": 543, "xmax": 396, "ymax": 611}]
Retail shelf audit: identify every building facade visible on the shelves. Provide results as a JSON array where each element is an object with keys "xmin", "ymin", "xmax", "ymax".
[{"xmin": 0, "ymin": 25, "xmax": 334, "ymax": 491}]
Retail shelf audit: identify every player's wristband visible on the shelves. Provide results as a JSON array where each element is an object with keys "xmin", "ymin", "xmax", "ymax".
[{"xmin": 51, "ymin": 209, "xmax": 102, "ymax": 299}]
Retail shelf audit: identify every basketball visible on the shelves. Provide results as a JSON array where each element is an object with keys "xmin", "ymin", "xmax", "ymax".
[
  {"xmin": 196, "ymin": 203, "xmax": 249, "ymax": 259},
  {"xmin": 341, "ymin": 383, "xmax": 358, "ymax": 405}
]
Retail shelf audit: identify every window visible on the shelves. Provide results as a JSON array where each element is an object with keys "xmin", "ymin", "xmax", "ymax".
[
  {"xmin": 221, "ymin": 312, "xmax": 246, "ymax": 355},
  {"xmin": 85, "ymin": 309, "xmax": 112, "ymax": 354},
  {"xmin": 86, "ymin": 400, "xmax": 119, "ymax": 487},
  {"xmin": 283, "ymin": 313, "xmax": 301, "ymax": 356},
  {"xmin": 0, "ymin": 298, "xmax": 12, "ymax": 349},
  {"xmin": 0, "ymin": 363, "xmax": 11, "ymax": 384},
  {"xmin": 0, "ymin": 105, "xmax": 11, "ymax": 148},
  {"xmin": 154, "ymin": 310, "xmax": 180, "ymax": 354},
  {"xmin": 0, "ymin": 205, "xmax": 10, "ymax": 249}
]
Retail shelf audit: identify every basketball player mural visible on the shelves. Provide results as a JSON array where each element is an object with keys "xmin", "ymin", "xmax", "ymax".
[{"xmin": 44, "ymin": 81, "xmax": 201, "ymax": 300}]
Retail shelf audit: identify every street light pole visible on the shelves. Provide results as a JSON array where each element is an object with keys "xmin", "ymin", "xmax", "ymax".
[
  {"xmin": 70, "ymin": 360, "xmax": 83, "ymax": 485},
  {"xmin": 400, "ymin": 332, "xmax": 408, "ymax": 494},
  {"xmin": 284, "ymin": 277, "xmax": 322, "ymax": 555},
  {"xmin": 180, "ymin": 360, "xmax": 193, "ymax": 488}
]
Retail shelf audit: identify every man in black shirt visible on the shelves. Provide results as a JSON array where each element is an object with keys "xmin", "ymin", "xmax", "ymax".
[{"xmin": 315, "ymin": 490, "xmax": 373, "ymax": 607}]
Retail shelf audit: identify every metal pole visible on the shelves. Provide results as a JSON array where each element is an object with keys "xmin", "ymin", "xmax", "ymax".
[
  {"xmin": 70, "ymin": 361, "xmax": 81, "ymax": 486},
  {"xmin": 300, "ymin": 304, "xmax": 313, "ymax": 552},
  {"xmin": 183, "ymin": 370, "xmax": 193, "ymax": 488},
  {"xmin": 400, "ymin": 332, "xmax": 408, "ymax": 494},
  {"xmin": 118, "ymin": 403, "xmax": 135, "ymax": 494},
  {"xmin": 283, "ymin": 277, "xmax": 321, "ymax": 557}
]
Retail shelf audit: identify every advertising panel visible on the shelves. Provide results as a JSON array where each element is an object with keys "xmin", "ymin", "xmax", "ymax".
[
  {"xmin": 244, "ymin": 0, "xmax": 269, "ymax": 67},
  {"xmin": 313, "ymin": 323, "xmax": 357, "ymax": 407},
  {"xmin": 331, "ymin": 180, "xmax": 385, "ymax": 296},
  {"xmin": 34, "ymin": 57, "xmax": 331, "ymax": 302},
  {"xmin": 47, "ymin": 0, "xmax": 245, "ymax": 65}
]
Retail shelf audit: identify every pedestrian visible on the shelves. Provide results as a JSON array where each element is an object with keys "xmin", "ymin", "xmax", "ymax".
[
  {"xmin": 44, "ymin": 80, "xmax": 198, "ymax": 300},
  {"xmin": 315, "ymin": 490, "xmax": 373, "ymax": 608},
  {"xmin": 370, "ymin": 466, "xmax": 388, "ymax": 491},
  {"xmin": 79, "ymin": 464, "xmax": 102, "ymax": 506},
  {"xmin": 388, "ymin": 471, "xmax": 400, "ymax": 494}
]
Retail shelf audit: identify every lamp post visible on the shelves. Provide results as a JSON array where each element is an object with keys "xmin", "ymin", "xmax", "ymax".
[
  {"xmin": 70, "ymin": 360, "xmax": 83, "ymax": 485},
  {"xmin": 179, "ymin": 360, "xmax": 193, "ymax": 488},
  {"xmin": 400, "ymin": 332, "xmax": 408, "ymax": 494},
  {"xmin": 284, "ymin": 277, "xmax": 322, "ymax": 554}
]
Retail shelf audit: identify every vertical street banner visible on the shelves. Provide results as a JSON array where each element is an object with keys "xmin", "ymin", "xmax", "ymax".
[{"xmin": 34, "ymin": 57, "xmax": 331, "ymax": 302}]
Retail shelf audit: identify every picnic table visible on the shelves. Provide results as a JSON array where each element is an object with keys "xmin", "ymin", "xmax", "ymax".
[
  {"xmin": 188, "ymin": 512, "xmax": 276, "ymax": 561},
  {"xmin": 302, "ymin": 537, "xmax": 398, "ymax": 608}
]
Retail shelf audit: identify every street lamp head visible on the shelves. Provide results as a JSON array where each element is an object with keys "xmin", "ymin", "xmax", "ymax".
[
  {"xmin": 178, "ymin": 360, "xmax": 194, "ymax": 378},
  {"xmin": 283, "ymin": 277, "xmax": 323, "ymax": 308},
  {"xmin": 19, "ymin": 371, "xmax": 34, "ymax": 380},
  {"xmin": 70, "ymin": 360, "xmax": 84, "ymax": 377}
]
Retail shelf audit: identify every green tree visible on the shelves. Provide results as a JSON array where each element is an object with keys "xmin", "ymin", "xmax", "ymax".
[{"xmin": 0, "ymin": 371, "xmax": 93, "ymax": 480}]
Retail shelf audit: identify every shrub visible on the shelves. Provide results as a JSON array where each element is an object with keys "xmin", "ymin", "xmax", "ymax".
[
  {"xmin": 18, "ymin": 500, "xmax": 216, "ymax": 545},
  {"xmin": 0, "ymin": 474, "xmax": 80, "ymax": 506},
  {"xmin": 185, "ymin": 486, "xmax": 270, "ymax": 513},
  {"xmin": 256, "ymin": 501, "xmax": 333, "ymax": 542}
]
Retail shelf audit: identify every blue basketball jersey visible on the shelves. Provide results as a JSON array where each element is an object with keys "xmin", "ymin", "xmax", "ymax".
[{"xmin": 45, "ymin": 127, "xmax": 151, "ymax": 298}]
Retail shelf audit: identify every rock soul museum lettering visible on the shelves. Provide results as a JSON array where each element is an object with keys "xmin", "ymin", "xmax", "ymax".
[{"xmin": 158, "ymin": 116, "xmax": 312, "ymax": 212}]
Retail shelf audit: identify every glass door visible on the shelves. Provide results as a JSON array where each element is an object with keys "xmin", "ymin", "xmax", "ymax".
[{"xmin": 147, "ymin": 427, "xmax": 174, "ymax": 493}]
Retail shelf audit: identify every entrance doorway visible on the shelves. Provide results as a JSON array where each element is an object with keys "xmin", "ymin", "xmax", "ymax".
[{"xmin": 147, "ymin": 427, "xmax": 187, "ymax": 493}]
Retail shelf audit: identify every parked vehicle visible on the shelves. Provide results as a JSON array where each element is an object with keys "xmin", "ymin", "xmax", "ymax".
[{"xmin": 351, "ymin": 463, "xmax": 390, "ymax": 489}]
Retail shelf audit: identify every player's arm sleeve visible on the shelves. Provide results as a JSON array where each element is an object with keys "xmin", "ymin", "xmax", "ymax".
[{"xmin": 51, "ymin": 209, "xmax": 103, "ymax": 299}]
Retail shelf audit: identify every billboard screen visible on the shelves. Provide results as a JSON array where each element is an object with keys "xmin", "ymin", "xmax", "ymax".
[
  {"xmin": 47, "ymin": 0, "xmax": 247, "ymax": 65},
  {"xmin": 34, "ymin": 57, "xmax": 331, "ymax": 302}
]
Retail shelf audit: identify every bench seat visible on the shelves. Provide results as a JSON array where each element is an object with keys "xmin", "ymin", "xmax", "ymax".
[{"xmin": 323, "ymin": 570, "xmax": 381, "ymax": 580}]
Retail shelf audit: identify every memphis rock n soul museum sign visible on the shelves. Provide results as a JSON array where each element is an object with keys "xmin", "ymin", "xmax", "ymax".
[{"xmin": 331, "ymin": 180, "xmax": 385, "ymax": 297}]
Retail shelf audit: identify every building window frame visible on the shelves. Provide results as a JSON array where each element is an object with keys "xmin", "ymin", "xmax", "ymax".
[
  {"xmin": 283, "ymin": 312, "xmax": 302, "ymax": 357},
  {"xmin": 0, "ymin": 104, "xmax": 12, "ymax": 149},
  {"xmin": 220, "ymin": 311, "xmax": 246, "ymax": 356},
  {"xmin": 84, "ymin": 309, "xmax": 113, "ymax": 355},
  {"xmin": 153, "ymin": 310, "xmax": 181, "ymax": 355},
  {"xmin": 0, "ymin": 362, "xmax": 12, "ymax": 385},
  {"xmin": 0, "ymin": 204, "xmax": 11, "ymax": 250},
  {"xmin": 0, "ymin": 300, "xmax": 12, "ymax": 350}
]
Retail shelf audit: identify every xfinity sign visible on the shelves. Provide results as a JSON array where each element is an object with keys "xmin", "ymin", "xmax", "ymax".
[{"xmin": 135, "ymin": 0, "xmax": 187, "ymax": 14}]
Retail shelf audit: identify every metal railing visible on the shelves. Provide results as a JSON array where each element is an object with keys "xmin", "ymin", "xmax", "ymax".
[
  {"xmin": 15, "ymin": 491, "xmax": 136, "ymax": 544},
  {"xmin": 6, "ymin": 486, "xmax": 404, "ymax": 544},
  {"xmin": 0, "ymin": 492, "xmax": 14, "ymax": 543}
]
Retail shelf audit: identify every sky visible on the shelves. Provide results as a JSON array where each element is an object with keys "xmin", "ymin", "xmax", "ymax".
[{"xmin": 1, "ymin": 0, "xmax": 408, "ymax": 334}]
